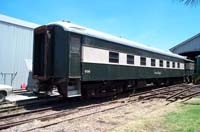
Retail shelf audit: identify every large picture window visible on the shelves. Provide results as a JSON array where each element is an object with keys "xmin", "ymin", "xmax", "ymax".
[
  {"xmin": 167, "ymin": 61, "xmax": 170, "ymax": 68},
  {"xmin": 109, "ymin": 51, "xmax": 119, "ymax": 63},
  {"xmin": 177, "ymin": 63, "xmax": 180, "ymax": 68},
  {"xmin": 172, "ymin": 62, "xmax": 175, "ymax": 68},
  {"xmin": 159, "ymin": 60, "xmax": 163, "ymax": 67},
  {"xmin": 140, "ymin": 57, "xmax": 146, "ymax": 66},
  {"xmin": 127, "ymin": 55, "xmax": 134, "ymax": 64},
  {"xmin": 151, "ymin": 59, "xmax": 156, "ymax": 66}
]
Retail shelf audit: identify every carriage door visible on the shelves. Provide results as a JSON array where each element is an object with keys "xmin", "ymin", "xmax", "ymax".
[{"xmin": 68, "ymin": 33, "xmax": 81, "ymax": 97}]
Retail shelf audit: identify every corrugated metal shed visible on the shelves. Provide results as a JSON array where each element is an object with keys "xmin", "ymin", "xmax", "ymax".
[
  {"xmin": 170, "ymin": 33, "xmax": 200, "ymax": 55},
  {"xmin": 0, "ymin": 14, "xmax": 39, "ymax": 89}
]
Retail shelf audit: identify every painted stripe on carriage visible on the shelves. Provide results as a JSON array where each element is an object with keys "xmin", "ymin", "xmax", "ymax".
[{"xmin": 82, "ymin": 46, "xmax": 185, "ymax": 70}]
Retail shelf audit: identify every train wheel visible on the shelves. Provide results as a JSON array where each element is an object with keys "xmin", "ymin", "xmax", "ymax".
[
  {"xmin": 57, "ymin": 83, "xmax": 68, "ymax": 98},
  {"xmin": 0, "ymin": 92, "xmax": 6, "ymax": 103},
  {"xmin": 57, "ymin": 86, "xmax": 64, "ymax": 96}
]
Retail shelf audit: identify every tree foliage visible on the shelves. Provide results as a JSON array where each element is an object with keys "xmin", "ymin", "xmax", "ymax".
[{"xmin": 179, "ymin": 0, "xmax": 200, "ymax": 6}]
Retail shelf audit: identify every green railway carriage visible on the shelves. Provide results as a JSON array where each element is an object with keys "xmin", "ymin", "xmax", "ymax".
[{"xmin": 33, "ymin": 21, "xmax": 194, "ymax": 98}]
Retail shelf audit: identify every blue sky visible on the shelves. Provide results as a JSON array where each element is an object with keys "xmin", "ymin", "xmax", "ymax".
[{"xmin": 0, "ymin": 0, "xmax": 200, "ymax": 51}]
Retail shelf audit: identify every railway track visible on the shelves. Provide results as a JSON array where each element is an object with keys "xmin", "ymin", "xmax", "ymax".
[
  {"xmin": 0, "ymin": 83, "xmax": 199, "ymax": 131},
  {"xmin": 129, "ymin": 83, "xmax": 200, "ymax": 103},
  {"xmin": 0, "ymin": 98, "xmax": 127, "ymax": 131},
  {"xmin": 0, "ymin": 96, "xmax": 60, "ymax": 115},
  {"xmin": 0, "ymin": 101, "xmax": 13, "ymax": 106},
  {"xmin": 24, "ymin": 101, "xmax": 127, "ymax": 132}
]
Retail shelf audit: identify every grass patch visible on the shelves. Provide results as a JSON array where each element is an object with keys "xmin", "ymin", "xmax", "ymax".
[
  {"xmin": 111, "ymin": 98, "xmax": 200, "ymax": 132},
  {"xmin": 164, "ymin": 98, "xmax": 200, "ymax": 132}
]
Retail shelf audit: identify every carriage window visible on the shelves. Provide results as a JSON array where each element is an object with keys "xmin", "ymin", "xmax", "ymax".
[
  {"xmin": 159, "ymin": 60, "xmax": 163, "ymax": 67},
  {"xmin": 140, "ymin": 57, "xmax": 146, "ymax": 66},
  {"xmin": 172, "ymin": 62, "xmax": 175, "ymax": 68},
  {"xmin": 177, "ymin": 63, "xmax": 180, "ymax": 68},
  {"xmin": 109, "ymin": 51, "xmax": 119, "ymax": 63},
  {"xmin": 167, "ymin": 61, "xmax": 170, "ymax": 67},
  {"xmin": 127, "ymin": 55, "xmax": 134, "ymax": 64},
  {"xmin": 151, "ymin": 59, "xmax": 156, "ymax": 66}
]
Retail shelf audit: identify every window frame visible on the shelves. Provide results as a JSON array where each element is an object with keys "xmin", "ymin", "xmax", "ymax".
[
  {"xmin": 140, "ymin": 57, "xmax": 146, "ymax": 66},
  {"xmin": 151, "ymin": 58, "xmax": 156, "ymax": 67},
  {"xmin": 159, "ymin": 60, "xmax": 163, "ymax": 67},
  {"xmin": 177, "ymin": 62, "xmax": 180, "ymax": 68},
  {"xmin": 172, "ymin": 62, "xmax": 175, "ymax": 68},
  {"xmin": 167, "ymin": 61, "xmax": 170, "ymax": 68},
  {"xmin": 109, "ymin": 51, "xmax": 119, "ymax": 63},
  {"xmin": 127, "ymin": 54, "xmax": 134, "ymax": 64}
]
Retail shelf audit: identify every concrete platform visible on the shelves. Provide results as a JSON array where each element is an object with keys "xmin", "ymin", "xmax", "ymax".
[
  {"xmin": 5, "ymin": 90, "xmax": 59, "ymax": 102},
  {"xmin": 6, "ymin": 92, "xmax": 37, "ymax": 102}
]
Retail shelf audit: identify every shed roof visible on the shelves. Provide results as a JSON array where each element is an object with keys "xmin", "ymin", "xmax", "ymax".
[
  {"xmin": 170, "ymin": 33, "xmax": 200, "ymax": 54},
  {"xmin": 0, "ymin": 14, "xmax": 39, "ymax": 29}
]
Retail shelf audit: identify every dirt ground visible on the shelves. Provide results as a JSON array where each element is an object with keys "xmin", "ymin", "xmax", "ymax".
[{"xmin": 3, "ymin": 98, "xmax": 180, "ymax": 132}]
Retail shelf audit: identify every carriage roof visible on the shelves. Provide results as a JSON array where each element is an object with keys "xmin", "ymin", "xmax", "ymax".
[{"xmin": 48, "ymin": 21, "xmax": 187, "ymax": 60}]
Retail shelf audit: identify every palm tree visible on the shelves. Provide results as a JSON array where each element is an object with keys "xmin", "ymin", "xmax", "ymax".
[{"xmin": 179, "ymin": 0, "xmax": 200, "ymax": 5}]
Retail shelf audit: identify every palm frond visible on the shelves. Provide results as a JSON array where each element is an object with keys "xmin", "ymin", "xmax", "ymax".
[{"xmin": 179, "ymin": 0, "xmax": 200, "ymax": 6}]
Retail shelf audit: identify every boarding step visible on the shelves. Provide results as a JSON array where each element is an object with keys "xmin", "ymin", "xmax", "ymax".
[
  {"xmin": 68, "ymin": 85, "xmax": 77, "ymax": 91},
  {"xmin": 68, "ymin": 86, "xmax": 81, "ymax": 97},
  {"xmin": 68, "ymin": 90, "xmax": 81, "ymax": 97}
]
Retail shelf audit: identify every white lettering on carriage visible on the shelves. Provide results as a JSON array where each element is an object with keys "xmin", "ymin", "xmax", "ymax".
[
  {"xmin": 84, "ymin": 69, "xmax": 91, "ymax": 74},
  {"xmin": 154, "ymin": 71, "xmax": 161, "ymax": 75}
]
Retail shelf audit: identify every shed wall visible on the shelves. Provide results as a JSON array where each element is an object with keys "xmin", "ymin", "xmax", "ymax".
[{"xmin": 0, "ymin": 21, "xmax": 34, "ymax": 89}]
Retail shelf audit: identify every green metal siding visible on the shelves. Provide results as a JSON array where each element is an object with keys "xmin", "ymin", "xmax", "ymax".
[
  {"xmin": 82, "ymin": 63, "xmax": 184, "ymax": 81},
  {"xmin": 196, "ymin": 55, "xmax": 200, "ymax": 73},
  {"xmin": 52, "ymin": 26, "xmax": 68, "ymax": 77}
]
